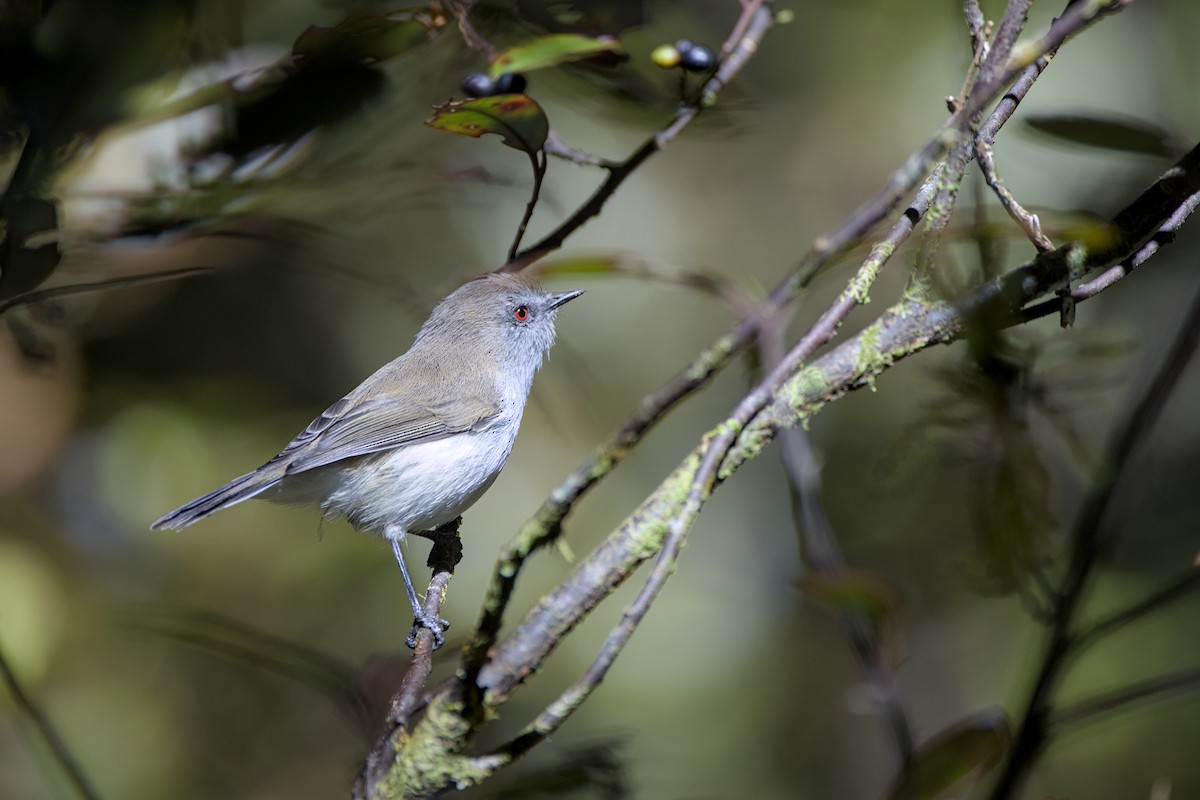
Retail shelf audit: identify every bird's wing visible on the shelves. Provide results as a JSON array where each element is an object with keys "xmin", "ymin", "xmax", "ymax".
[{"xmin": 272, "ymin": 392, "xmax": 502, "ymax": 475}]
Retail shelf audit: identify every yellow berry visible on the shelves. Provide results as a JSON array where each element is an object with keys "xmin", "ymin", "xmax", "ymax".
[{"xmin": 651, "ymin": 44, "xmax": 681, "ymax": 69}]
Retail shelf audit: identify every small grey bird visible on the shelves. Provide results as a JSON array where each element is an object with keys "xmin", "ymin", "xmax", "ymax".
[{"xmin": 152, "ymin": 272, "xmax": 583, "ymax": 645}]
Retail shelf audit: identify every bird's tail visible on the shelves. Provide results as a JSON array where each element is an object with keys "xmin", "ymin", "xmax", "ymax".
[{"xmin": 150, "ymin": 468, "xmax": 281, "ymax": 530}]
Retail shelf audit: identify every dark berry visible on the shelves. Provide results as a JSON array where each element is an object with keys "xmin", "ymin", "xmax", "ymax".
[
  {"xmin": 461, "ymin": 72, "xmax": 495, "ymax": 98},
  {"xmin": 679, "ymin": 44, "xmax": 715, "ymax": 72},
  {"xmin": 674, "ymin": 39, "xmax": 695, "ymax": 55},
  {"xmin": 494, "ymin": 72, "xmax": 527, "ymax": 94}
]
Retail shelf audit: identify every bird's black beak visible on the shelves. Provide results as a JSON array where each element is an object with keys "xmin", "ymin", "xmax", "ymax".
[{"xmin": 548, "ymin": 289, "xmax": 585, "ymax": 309}]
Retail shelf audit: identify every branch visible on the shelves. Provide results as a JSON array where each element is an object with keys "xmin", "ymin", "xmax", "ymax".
[
  {"xmin": 354, "ymin": 524, "xmax": 461, "ymax": 800},
  {"xmin": 917, "ymin": 0, "xmax": 1038, "ymax": 280},
  {"xmin": 517, "ymin": 1, "xmax": 778, "ymax": 259},
  {"xmin": 355, "ymin": 5, "xmax": 1147, "ymax": 795},
  {"xmin": 442, "ymin": 1, "xmax": 495, "ymax": 61},
  {"xmin": 0, "ymin": 643, "xmax": 102, "ymax": 800},
  {"xmin": 1049, "ymin": 665, "xmax": 1200, "ymax": 730},
  {"xmin": 988, "ymin": 190, "xmax": 1200, "ymax": 798},
  {"xmin": 507, "ymin": 150, "xmax": 546, "ymax": 261},
  {"xmin": 1021, "ymin": 189, "xmax": 1200, "ymax": 322},
  {"xmin": 1074, "ymin": 566, "xmax": 1200, "ymax": 649},
  {"xmin": 764, "ymin": 318, "xmax": 914, "ymax": 768},
  {"xmin": 456, "ymin": 0, "xmax": 1075, "ymax": 694},
  {"xmin": 477, "ymin": 134, "xmax": 1200, "ymax": 714}
]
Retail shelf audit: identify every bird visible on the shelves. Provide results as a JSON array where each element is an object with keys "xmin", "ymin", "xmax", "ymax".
[{"xmin": 152, "ymin": 272, "xmax": 583, "ymax": 646}]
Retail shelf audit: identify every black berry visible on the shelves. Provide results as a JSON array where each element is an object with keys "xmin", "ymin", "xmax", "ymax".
[
  {"xmin": 461, "ymin": 72, "xmax": 495, "ymax": 98},
  {"xmin": 494, "ymin": 72, "xmax": 527, "ymax": 94},
  {"xmin": 675, "ymin": 39, "xmax": 695, "ymax": 55},
  {"xmin": 680, "ymin": 44, "xmax": 715, "ymax": 72}
]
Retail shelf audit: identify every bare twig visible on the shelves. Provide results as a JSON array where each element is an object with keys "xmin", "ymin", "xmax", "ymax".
[
  {"xmin": 1021, "ymin": 190, "xmax": 1200, "ymax": 322},
  {"xmin": 458, "ymin": 0, "xmax": 1074, "ymax": 699},
  {"xmin": 1074, "ymin": 566, "xmax": 1200, "ymax": 650},
  {"xmin": 0, "ymin": 644, "xmax": 102, "ymax": 800},
  {"xmin": 443, "ymin": 1, "xmax": 496, "ymax": 61},
  {"xmin": 915, "ymin": 0, "xmax": 1038, "ymax": 280},
  {"xmin": 356, "ymin": 4, "xmax": 1144, "ymax": 795},
  {"xmin": 954, "ymin": 0, "xmax": 990, "ymax": 112},
  {"xmin": 0, "ymin": 267, "xmax": 216, "ymax": 317},
  {"xmin": 517, "ymin": 2, "xmax": 777, "ymax": 259},
  {"xmin": 963, "ymin": 2, "xmax": 1052, "ymax": 255},
  {"xmin": 988, "ymin": 266, "xmax": 1200, "ymax": 800},
  {"xmin": 507, "ymin": 150, "xmax": 547, "ymax": 261},
  {"xmin": 975, "ymin": 132, "xmax": 1056, "ymax": 253},
  {"xmin": 1049, "ymin": 664, "xmax": 1200, "ymax": 729},
  {"xmin": 475, "ymin": 163, "xmax": 956, "ymax": 707},
  {"xmin": 354, "ymin": 524, "xmax": 461, "ymax": 800},
  {"xmin": 394, "ymin": 527, "xmax": 462, "ymax": 720},
  {"xmin": 543, "ymin": 131, "xmax": 616, "ymax": 168},
  {"xmin": 369, "ymin": 133, "xmax": 1198, "ymax": 800}
]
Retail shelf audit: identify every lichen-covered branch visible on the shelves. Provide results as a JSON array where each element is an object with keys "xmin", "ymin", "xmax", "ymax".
[
  {"xmin": 989, "ymin": 235, "xmax": 1200, "ymax": 800},
  {"xmin": 474, "ymin": 138, "xmax": 1200, "ymax": 777},
  {"xmin": 355, "ymin": 5, "xmax": 1155, "ymax": 796}
]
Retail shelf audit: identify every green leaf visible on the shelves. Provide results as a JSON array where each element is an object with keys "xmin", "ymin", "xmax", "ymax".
[
  {"xmin": 890, "ymin": 709, "xmax": 1011, "ymax": 800},
  {"xmin": 293, "ymin": 10, "xmax": 440, "ymax": 63},
  {"xmin": 489, "ymin": 34, "xmax": 620, "ymax": 78},
  {"xmin": 1025, "ymin": 113, "xmax": 1183, "ymax": 158},
  {"xmin": 426, "ymin": 95, "xmax": 549, "ymax": 155}
]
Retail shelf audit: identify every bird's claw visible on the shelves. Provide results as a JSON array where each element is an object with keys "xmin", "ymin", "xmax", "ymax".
[{"xmin": 406, "ymin": 613, "xmax": 450, "ymax": 650}]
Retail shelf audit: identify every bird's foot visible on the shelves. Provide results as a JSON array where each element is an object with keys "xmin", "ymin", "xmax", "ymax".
[{"xmin": 406, "ymin": 613, "xmax": 450, "ymax": 650}]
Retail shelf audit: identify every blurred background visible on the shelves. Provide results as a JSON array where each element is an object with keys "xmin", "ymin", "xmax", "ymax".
[{"xmin": 2, "ymin": 0, "xmax": 1200, "ymax": 798}]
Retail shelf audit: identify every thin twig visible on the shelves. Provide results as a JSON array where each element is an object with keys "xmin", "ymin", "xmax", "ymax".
[
  {"xmin": 507, "ymin": 150, "xmax": 546, "ymax": 260},
  {"xmin": 517, "ymin": 2, "xmax": 777, "ymax": 259},
  {"xmin": 406, "ymin": 133, "xmax": 1200, "ymax": 800},
  {"xmin": 1049, "ymin": 664, "xmax": 1200, "ymax": 729},
  {"xmin": 0, "ymin": 267, "xmax": 216, "ymax": 317},
  {"xmin": 915, "ymin": 0, "xmax": 1037, "ymax": 280},
  {"xmin": 1021, "ymin": 190, "xmax": 1200, "ymax": 322},
  {"xmin": 475, "ymin": 158, "xmax": 945, "ymax": 706},
  {"xmin": 354, "ymin": 525, "xmax": 461, "ymax": 800},
  {"xmin": 357, "ymin": 4, "xmax": 1141, "ymax": 793},
  {"xmin": 392, "ymin": 529, "xmax": 461, "ymax": 722},
  {"xmin": 544, "ymin": 131, "xmax": 616, "ymax": 168},
  {"xmin": 954, "ymin": 0, "xmax": 990, "ymax": 112},
  {"xmin": 0, "ymin": 644, "xmax": 102, "ymax": 800},
  {"xmin": 988, "ymin": 269, "xmax": 1200, "ymax": 800},
  {"xmin": 471, "ymin": 195, "xmax": 924, "ymax": 761},
  {"xmin": 966, "ymin": 2, "xmax": 1051, "ymax": 254},
  {"xmin": 458, "ymin": 4, "xmax": 1066, "ymax": 692},
  {"xmin": 975, "ymin": 132, "xmax": 1055, "ymax": 253},
  {"xmin": 444, "ymin": 1, "xmax": 495, "ymax": 61},
  {"xmin": 1074, "ymin": 566, "xmax": 1200, "ymax": 649}
]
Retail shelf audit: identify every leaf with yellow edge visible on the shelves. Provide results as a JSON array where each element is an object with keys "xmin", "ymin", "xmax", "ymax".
[
  {"xmin": 425, "ymin": 95, "xmax": 549, "ymax": 155},
  {"xmin": 489, "ymin": 34, "xmax": 620, "ymax": 78}
]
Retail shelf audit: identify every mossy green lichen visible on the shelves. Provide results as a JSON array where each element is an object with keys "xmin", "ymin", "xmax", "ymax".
[{"xmin": 375, "ymin": 694, "xmax": 492, "ymax": 799}]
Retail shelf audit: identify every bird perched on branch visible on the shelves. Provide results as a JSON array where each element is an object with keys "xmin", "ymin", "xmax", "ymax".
[{"xmin": 153, "ymin": 272, "xmax": 583, "ymax": 646}]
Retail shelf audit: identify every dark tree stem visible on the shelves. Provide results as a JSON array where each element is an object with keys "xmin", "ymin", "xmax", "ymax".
[
  {"xmin": 0, "ymin": 645, "xmax": 103, "ymax": 800},
  {"xmin": 987, "ymin": 270, "xmax": 1200, "ymax": 800}
]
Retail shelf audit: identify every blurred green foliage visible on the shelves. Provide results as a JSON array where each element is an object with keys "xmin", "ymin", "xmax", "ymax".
[{"xmin": 2, "ymin": 1, "xmax": 1200, "ymax": 798}]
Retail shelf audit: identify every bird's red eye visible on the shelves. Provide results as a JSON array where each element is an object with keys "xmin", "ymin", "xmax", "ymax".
[{"xmin": 513, "ymin": 305, "xmax": 530, "ymax": 322}]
